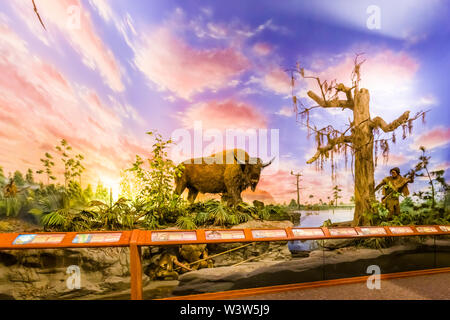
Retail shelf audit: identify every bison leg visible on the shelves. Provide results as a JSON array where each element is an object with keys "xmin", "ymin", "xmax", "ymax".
[
  {"xmin": 221, "ymin": 193, "xmax": 237, "ymax": 206},
  {"xmin": 221, "ymin": 193, "xmax": 232, "ymax": 203},
  {"xmin": 187, "ymin": 188, "xmax": 199, "ymax": 203},
  {"xmin": 225, "ymin": 189, "xmax": 242, "ymax": 207}
]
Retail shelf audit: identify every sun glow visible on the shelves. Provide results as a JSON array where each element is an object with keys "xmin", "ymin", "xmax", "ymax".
[{"xmin": 101, "ymin": 177, "xmax": 121, "ymax": 203}]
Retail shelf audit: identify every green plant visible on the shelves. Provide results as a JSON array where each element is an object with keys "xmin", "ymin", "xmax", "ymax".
[
  {"xmin": 235, "ymin": 202, "xmax": 258, "ymax": 220},
  {"xmin": 322, "ymin": 219, "xmax": 333, "ymax": 227},
  {"xmin": 30, "ymin": 190, "xmax": 82, "ymax": 231},
  {"xmin": 94, "ymin": 181, "xmax": 110, "ymax": 203},
  {"xmin": 177, "ymin": 200, "xmax": 254, "ymax": 228},
  {"xmin": 206, "ymin": 200, "xmax": 231, "ymax": 226},
  {"xmin": 25, "ymin": 169, "xmax": 35, "ymax": 185},
  {"xmin": 356, "ymin": 236, "xmax": 394, "ymax": 250},
  {"xmin": 194, "ymin": 210, "xmax": 209, "ymax": 225},
  {"xmin": 0, "ymin": 197, "xmax": 23, "ymax": 217},
  {"xmin": 176, "ymin": 215, "xmax": 197, "ymax": 230},
  {"xmin": 367, "ymin": 201, "xmax": 390, "ymax": 225},
  {"xmin": 0, "ymin": 166, "xmax": 5, "ymax": 187},
  {"xmin": 260, "ymin": 204, "xmax": 288, "ymax": 220},
  {"xmin": 36, "ymin": 152, "xmax": 56, "ymax": 184},
  {"xmin": 124, "ymin": 131, "xmax": 184, "ymax": 223},
  {"xmin": 332, "ymin": 185, "xmax": 342, "ymax": 207},
  {"xmin": 55, "ymin": 139, "xmax": 85, "ymax": 187},
  {"xmin": 13, "ymin": 171, "xmax": 25, "ymax": 187}
]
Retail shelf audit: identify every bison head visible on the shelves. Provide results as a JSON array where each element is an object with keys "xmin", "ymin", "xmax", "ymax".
[{"xmin": 234, "ymin": 154, "xmax": 274, "ymax": 191}]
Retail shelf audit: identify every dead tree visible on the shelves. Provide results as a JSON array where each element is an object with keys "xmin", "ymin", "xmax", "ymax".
[
  {"xmin": 289, "ymin": 54, "xmax": 427, "ymax": 226},
  {"xmin": 290, "ymin": 171, "xmax": 302, "ymax": 208}
]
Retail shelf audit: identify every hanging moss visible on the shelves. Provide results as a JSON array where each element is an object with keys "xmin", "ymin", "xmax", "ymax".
[
  {"xmin": 374, "ymin": 140, "xmax": 378, "ymax": 168},
  {"xmin": 408, "ymin": 119, "xmax": 413, "ymax": 135}
]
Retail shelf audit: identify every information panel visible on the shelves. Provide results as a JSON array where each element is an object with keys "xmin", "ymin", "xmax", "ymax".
[
  {"xmin": 357, "ymin": 227, "xmax": 387, "ymax": 236},
  {"xmin": 439, "ymin": 226, "xmax": 450, "ymax": 232},
  {"xmin": 329, "ymin": 228, "xmax": 358, "ymax": 236},
  {"xmin": 389, "ymin": 226, "xmax": 414, "ymax": 234},
  {"xmin": 292, "ymin": 228, "xmax": 325, "ymax": 237},
  {"xmin": 251, "ymin": 229, "xmax": 287, "ymax": 239},
  {"xmin": 416, "ymin": 226, "xmax": 439, "ymax": 233},
  {"xmin": 72, "ymin": 233, "xmax": 122, "ymax": 244},
  {"xmin": 205, "ymin": 230, "xmax": 245, "ymax": 240},
  {"xmin": 13, "ymin": 234, "xmax": 65, "ymax": 245},
  {"xmin": 151, "ymin": 231, "xmax": 197, "ymax": 242}
]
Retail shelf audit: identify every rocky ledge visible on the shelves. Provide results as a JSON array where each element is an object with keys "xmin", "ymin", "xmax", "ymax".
[
  {"xmin": 0, "ymin": 220, "xmax": 294, "ymax": 300},
  {"xmin": 172, "ymin": 239, "xmax": 450, "ymax": 296}
]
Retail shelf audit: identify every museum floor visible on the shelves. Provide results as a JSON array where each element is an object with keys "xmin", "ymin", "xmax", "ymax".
[{"xmin": 232, "ymin": 273, "xmax": 450, "ymax": 300}]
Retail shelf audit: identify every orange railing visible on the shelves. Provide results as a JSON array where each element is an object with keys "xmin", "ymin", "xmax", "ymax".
[{"xmin": 0, "ymin": 225, "xmax": 449, "ymax": 299}]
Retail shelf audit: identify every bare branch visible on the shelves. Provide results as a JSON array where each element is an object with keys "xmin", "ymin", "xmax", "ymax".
[
  {"xmin": 370, "ymin": 111, "xmax": 410, "ymax": 132},
  {"xmin": 307, "ymin": 90, "xmax": 354, "ymax": 110},
  {"xmin": 32, "ymin": 0, "xmax": 46, "ymax": 30},
  {"xmin": 336, "ymin": 83, "xmax": 354, "ymax": 103},
  {"xmin": 307, "ymin": 133, "xmax": 354, "ymax": 164},
  {"xmin": 371, "ymin": 110, "xmax": 428, "ymax": 133},
  {"xmin": 297, "ymin": 121, "xmax": 344, "ymax": 136},
  {"xmin": 289, "ymin": 66, "xmax": 354, "ymax": 111},
  {"xmin": 352, "ymin": 53, "xmax": 366, "ymax": 90}
]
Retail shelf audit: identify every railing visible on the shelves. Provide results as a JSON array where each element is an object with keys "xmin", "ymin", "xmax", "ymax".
[{"xmin": 0, "ymin": 225, "xmax": 449, "ymax": 300}]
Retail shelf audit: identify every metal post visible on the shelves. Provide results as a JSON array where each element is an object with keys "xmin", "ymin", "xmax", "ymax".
[{"xmin": 130, "ymin": 230, "xmax": 143, "ymax": 300}]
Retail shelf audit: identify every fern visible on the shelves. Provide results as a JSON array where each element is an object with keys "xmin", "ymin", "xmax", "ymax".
[
  {"xmin": 208, "ymin": 202, "xmax": 230, "ymax": 226},
  {"xmin": 41, "ymin": 210, "xmax": 67, "ymax": 228},
  {"xmin": 176, "ymin": 216, "xmax": 197, "ymax": 230},
  {"xmin": 194, "ymin": 211, "xmax": 209, "ymax": 225}
]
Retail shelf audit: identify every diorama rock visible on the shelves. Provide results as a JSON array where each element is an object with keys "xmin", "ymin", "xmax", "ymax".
[
  {"xmin": 1, "ymin": 217, "xmax": 447, "ymax": 299},
  {"xmin": 0, "ymin": 220, "xmax": 295, "ymax": 299},
  {"xmin": 0, "ymin": 247, "xmax": 131, "ymax": 300},
  {"xmin": 172, "ymin": 239, "xmax": 450, "ymax": 296}
]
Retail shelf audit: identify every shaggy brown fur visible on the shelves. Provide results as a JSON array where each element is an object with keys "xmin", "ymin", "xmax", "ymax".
[{"xmin": 174, "ymin": 149, "xmax": 272, "ymax": 206}]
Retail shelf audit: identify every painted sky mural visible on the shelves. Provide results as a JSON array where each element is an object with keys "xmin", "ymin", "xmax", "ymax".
[{"xmin": 0, "ymin": 0, "xmax": 449, "ymax": 204}]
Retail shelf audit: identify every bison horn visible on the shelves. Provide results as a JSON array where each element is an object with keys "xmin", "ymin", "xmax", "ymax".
[
  {"xmin": 233, "ymin": 153, "xmax": 246, "ymax": 165},
  {"xmin": 262, "ymin": 157, "xmax": 275, "ymax": 168}
]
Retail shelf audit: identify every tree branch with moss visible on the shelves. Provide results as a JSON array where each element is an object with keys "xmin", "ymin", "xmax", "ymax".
[
  {"xmin": 370, "ymin": 110, "xmax": 428, "ymax": 133},
  {"xmin": 307, "ymin": 133, "xmax": 354, "ymax": 164}
]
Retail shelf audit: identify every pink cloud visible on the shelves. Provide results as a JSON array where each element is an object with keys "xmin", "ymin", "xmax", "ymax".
[
  {"xmin": 431, "ymin": 162, "xmax": 450, "ymax": 172},
  {"xmin": 252, "ymin": 42, "xmax": 272, "ymax": 56},
  {"xmin": 377, "ymin": 153, "xmax": 410, "ymax": 167},
  {"xmin": 89, "ymin": 0, "xmax": 114, "ymax": 22},
  {"xmin": 308, "ymin": 50, "xmax": 418, "ymax": 91},
  {"xmin": 133, "ymin": 28, "xmax": 249, "ymax": 99},
  {"xmin": 411, "ymin": 127, "xmax": 450, "ymax": 150},
  {"xmin": 297, "ymin": 48, "xmax": 422, "ymax": 125},
  {"xmin": 10, "ymin": 0, "xmax": 124, "ymax": 92},
  {"xmin": 180, "ymin": 99, "xmax": 267, "ymax": 130},
  {"xmin": 0, "ymin": 22, "xmax": 147, "ymax": 186},
  {"xmin": 276, "ymin": 106, "xmax": 294, "ymax": 117},
  {"xmin": 257, "ymin": 164, "xmax": 354, "ymax": 203},
  {"xmin": 262, "ymin": 67, "xmax": 291, "ymax": 95}
]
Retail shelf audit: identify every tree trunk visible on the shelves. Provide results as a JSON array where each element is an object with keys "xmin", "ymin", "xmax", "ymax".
[{"xmin": 352, "ymin": 89, "xmax": 375, "ymax": 226}]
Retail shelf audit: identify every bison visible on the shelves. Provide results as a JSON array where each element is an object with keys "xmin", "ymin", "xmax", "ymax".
[{"xmin": 174, "ymin": 149, "xmax": 274, "ymax": 206}]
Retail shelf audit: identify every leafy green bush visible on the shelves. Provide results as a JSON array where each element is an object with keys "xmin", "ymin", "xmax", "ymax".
[{"xmin": 122, "ymin": 131, "xmax": 184, "ymax": 225}]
